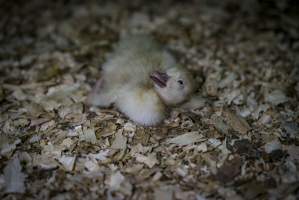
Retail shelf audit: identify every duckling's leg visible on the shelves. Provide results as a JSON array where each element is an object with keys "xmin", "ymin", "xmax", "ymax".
[{"xmin": 87, "ymin": 78, "xmax": 115, "ymax": 107}]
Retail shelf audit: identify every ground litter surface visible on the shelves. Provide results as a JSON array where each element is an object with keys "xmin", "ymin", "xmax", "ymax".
[{"xmin": 0, "ymin": 0, "xmax": 299, "ymax": 199}]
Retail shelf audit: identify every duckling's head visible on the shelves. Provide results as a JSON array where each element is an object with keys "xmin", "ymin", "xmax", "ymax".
[{"xmin": 150, "ymin": 67, "xmax": 195, "ymax": 105}]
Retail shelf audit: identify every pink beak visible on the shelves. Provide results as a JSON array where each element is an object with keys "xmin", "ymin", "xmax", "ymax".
[{"xmin": 150, "ymin": 71, "xmax": 170, "ymax": 88}]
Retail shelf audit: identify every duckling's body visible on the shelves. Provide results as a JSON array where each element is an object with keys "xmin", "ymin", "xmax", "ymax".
[
  {"xmin": 116, "ymin": 86, "xmax": 165, "ymax": 125},
  {"xmin": 88, "ymin": 35, "xmax": 194, "ymax": 126}
]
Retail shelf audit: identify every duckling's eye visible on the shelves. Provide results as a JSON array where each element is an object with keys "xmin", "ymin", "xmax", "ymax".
[{"xmin": 178, "ymin": 80, "xmax": 184, "ymax": 85}]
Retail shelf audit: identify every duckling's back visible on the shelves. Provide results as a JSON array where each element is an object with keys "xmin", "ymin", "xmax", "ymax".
[{"xmin": 102, "ymin": 35, "xmax": 176, "ymax": 88}]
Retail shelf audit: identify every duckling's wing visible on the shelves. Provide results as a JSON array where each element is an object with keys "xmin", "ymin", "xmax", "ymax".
[{"xmin": 87, "ymin": 78, "xmax": 117, "ymax": 107}]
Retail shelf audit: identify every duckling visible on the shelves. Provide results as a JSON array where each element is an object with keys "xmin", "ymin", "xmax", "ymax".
[{"xmin": 87, "ymin": 34, "xmax": 195, "ymax": 126}]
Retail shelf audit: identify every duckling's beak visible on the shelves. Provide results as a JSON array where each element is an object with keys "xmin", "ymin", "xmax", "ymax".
[{"xmin": 150, "ymin": 71, "xmax": 170, "ymax": 88}]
